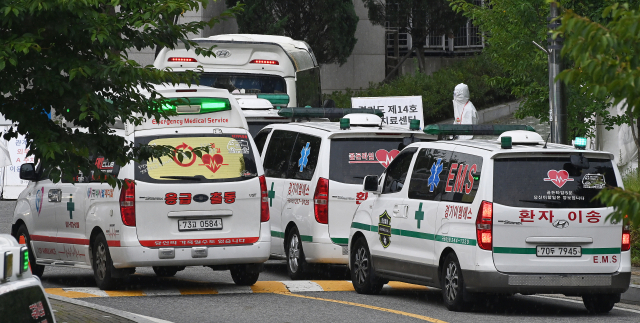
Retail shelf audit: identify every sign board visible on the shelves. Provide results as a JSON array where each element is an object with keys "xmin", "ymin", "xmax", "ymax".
[
  {"xmin": 3, "ymin": 132, "xmax": 31, "ymax": 199},
  {"xmin": 351, "ymin": 96, "xmax": 424, "ymax": 129}
]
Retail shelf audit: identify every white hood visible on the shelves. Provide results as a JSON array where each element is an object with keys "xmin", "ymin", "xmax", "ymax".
[{"xmin": 452, "ymin": 83, "xmax": 478, "ymax": 140}]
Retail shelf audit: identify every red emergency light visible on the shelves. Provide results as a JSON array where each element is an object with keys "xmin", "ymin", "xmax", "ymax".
[{"xmin": 250, "ymin": 59, "xmax": 279, "ymax": 65}]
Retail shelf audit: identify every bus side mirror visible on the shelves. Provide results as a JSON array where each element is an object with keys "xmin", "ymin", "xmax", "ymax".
[
  {"xmin": 19, "ymin": 163, "xmax": 37, "ymax": 181},
  {"xmin": 363, "ymin": 175, "xmax": 380, "ymax": 193}
]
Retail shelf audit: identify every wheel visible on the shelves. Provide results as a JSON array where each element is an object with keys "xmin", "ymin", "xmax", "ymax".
[
  {"xmin": 583, "ymin": 293, "xmax": 618, "ymax": 314},
  {"xmin": 351, "ymin": 238, "xmax": 384, "ymax": 294},
  {"xmin": 91, "ymin": 232, "xmax": 120, "ymax": 290},
  {"xmin": 152, "ymin": 266, "xmax": 180, "ymax": 277},
  {"xmin": 441, "ymin": 253, "xmax": 468, "ymax": 311},
  {"xmin": 229, "ymin": 264, "xmax": 261, "ymax": 286},
  {"xmin": 15, "ymin": 225, "xmax": 45, "ymax": 277},
  {"xmin": 286, "ymin": 227, "xmax": 307, "ymax": 280}
]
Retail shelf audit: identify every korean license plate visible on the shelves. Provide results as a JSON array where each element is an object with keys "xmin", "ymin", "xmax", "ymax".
[
  {"xmin": 178, "ymin": 219, "xmax": 223, "ymax": 231},
  {"xmin": 536, "ymin": 246, "xmax": 581, "ymax": 257}
]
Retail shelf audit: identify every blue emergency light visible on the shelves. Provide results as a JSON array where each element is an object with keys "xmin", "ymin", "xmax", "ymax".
[{"xmin": 574, "ymin": 137, "xmax": 587, "ymax": 149}]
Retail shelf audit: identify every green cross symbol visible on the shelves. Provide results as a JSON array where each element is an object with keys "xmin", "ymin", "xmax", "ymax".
[
  {"xmin": 415, "ymin": 202, "xmax": 424, "ymax": 229},
  {"xmin": 67, "ymin": 194, "xmax": 75, "ymax": 219},
  {"xmin": 268, "ymin": 182, "xmax": 275, "ymax": 207}
]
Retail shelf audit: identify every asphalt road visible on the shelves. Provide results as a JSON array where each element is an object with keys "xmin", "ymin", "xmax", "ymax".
[{"xmin": 2, "ymin": 200, "xmax": 640, "ymax": 323}]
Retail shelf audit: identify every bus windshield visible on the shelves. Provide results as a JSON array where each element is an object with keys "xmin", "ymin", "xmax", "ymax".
[{"xmin": 199, "ymin": 73, "xmax": 287, "ymax": 94}]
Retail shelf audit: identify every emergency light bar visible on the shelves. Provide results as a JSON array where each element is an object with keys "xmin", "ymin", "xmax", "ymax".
[
  {"xmin": 257, "ymin": 94, "xmax": 290, "ymax": 107},
  {"xmin": 424, "ymin": 124, "xmax": 536, "ymax": 136},
  {"xmin": 278, "ymin": 108, "xmax": 384, "ymax": 119},
  {"xmin": 161, "ymin": 98, "xmax": 231, "ymax": 114}
]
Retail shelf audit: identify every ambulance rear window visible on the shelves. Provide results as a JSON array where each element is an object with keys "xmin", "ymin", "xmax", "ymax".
[
  {"xmin": 198, "ymin": 73, "xmax": 286, "ymax": 94},
  {"xmin": 493, "ymin": 157, "xmax": 618, "ymax": 208},
  {"xmin": 329, "ymin": 138, "xmax": 407, "ymax": 184},
  {"xmin": 134, "ymin": 134, "xmax": 258, "ymax": 184}
]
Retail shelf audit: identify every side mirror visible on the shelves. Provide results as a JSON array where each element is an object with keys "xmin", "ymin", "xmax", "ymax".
[
  {"xmin": 363, "ymin": 175, "xmax": 380, "ymax": 193},
  {"xmin": 19, "ymin": 163, "xmax": 37, "ymax": 181}
]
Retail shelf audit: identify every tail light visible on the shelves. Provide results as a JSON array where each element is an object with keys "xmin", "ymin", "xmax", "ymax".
[
  {"xmin": 168, "ymin": 57, "xmax": 198, "ymax": 62},
  {"xmin": 314, "ymin": 177, "xmax": 329, "ymax": 224},
  {"xmin": 119, "ymin": 179, "xmax": 136, "ymax": 226},
  {"xmin": 622, "ymin": 224, "xmax": 631, "ymax": 252},
  {"xmin": 476, "ymin": 201, "xmax": 493, "ymax": 250},
  {"xmin": 250, "ymin": 59, "xmax": 279, "ymax": 65},
  {"xmin": 259, "ymin": 175, "xmax": 270, "ymax": 222}
]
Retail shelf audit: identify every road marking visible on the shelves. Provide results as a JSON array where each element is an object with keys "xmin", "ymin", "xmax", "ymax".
[
  {"xmin": 313, "ymin": 280, "xmax": 355, "ymax": 292},
  {"xmin": 104, "ymin": 290, "xmax": 145, "ymax": 297},
  {"xmin": 46, "ymin": 288, "xmax": 98, "ymax": 298},
  {"xmin": 275, "ymin": 292, "xmax": 447, "ymax": 323},
  {"xmin": 531, "ymin": 295, "xmax": 640, "ymax": 314},
  {"xmin": 282, "ymin": 281, "xmax": 324, "ymax": 292},
  {"xmin": 179, "ymin": 287, "xmax": 218, "ymax": 295}
]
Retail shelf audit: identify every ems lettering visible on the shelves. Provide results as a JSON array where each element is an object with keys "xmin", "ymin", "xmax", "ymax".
[
  {"xmin": 445, "ymin": 163, "xmax": 477, "ymax": 194},
  {"xmin": 593, "ymin": 255, "xmax": 617, "ymax": 263}
]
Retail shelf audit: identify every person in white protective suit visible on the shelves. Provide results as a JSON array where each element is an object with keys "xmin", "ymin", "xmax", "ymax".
[{"xmin": 452, "ymin": 83, "xmax": 478, "ymax": 140}]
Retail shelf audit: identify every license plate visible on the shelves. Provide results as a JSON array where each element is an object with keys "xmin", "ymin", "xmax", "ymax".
[
  {"xmin": 536, "ymin": 246, "xmax": 582, "ymax": 257},
  {"xmin": 178, "ymin": 219, "xmax": 223, "ymax": 231}
]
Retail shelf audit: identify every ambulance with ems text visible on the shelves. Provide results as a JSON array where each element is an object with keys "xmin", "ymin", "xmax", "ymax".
[
  {"xmin": 349, "ymin": 125, "xmax": 630, "ymax": 313},
  {"xmin": 11, "ymin": 85, "xmax": 271, "ymax": 290}
]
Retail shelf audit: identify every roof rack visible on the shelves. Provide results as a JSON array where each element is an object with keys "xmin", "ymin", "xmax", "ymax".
[
  {"xmin": 277, "ymin": 108, "xmax": 384, "ymax": 119},
  {"xmin": 424, "ymin": 124, "xmax": 536, "ymax": 136}
]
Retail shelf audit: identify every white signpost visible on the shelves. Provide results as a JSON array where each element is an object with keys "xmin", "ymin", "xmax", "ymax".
[{"xmin": 351, "ymin": 96, "xmax": 424, "ymax": 129}]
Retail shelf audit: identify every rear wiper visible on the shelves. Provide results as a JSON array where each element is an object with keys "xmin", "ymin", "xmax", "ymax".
[
  {"xmin": 160, "ymin": 175, "xmax": 204, "ymax": 181},
  {"xmin": 519, "ymin": 199, "xmax": 561, "ymax": 205}
]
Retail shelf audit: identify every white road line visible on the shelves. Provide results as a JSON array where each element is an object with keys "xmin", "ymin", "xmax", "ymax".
[
  {"xmin": 215, "ymin": 285, "xmax": 253, "ymax": 294},
  {"xmin": 281, "ymin": 281, "xmax": 324, "ymax": 292},
  {"xmin": 63, "ymin": 287, "xmax": 109, "ymax": 297},
  {"xmin": 531, "ymin": 295, "xmax": 640, "ymax": 314}
]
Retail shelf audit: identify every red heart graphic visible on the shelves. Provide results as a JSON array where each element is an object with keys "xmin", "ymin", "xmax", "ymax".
[
  {"xmin": 375, "ymin": 149, "xmax": 400, "ymax": 168},
  {"xmin": 201, "ymin": 154, "xmax": 225, "ymax": 173},
  {"xmin": 544, "ymin": 169, "xmax": 574, "ymax": 188}
]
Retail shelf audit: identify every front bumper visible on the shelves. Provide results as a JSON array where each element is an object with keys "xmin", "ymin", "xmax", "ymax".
[{"xmin": 464, "ymin": 270, "xmax": 631, "ymax": 295}]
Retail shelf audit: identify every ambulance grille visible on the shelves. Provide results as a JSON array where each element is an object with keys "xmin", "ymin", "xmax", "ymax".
[{"xmin": 508, "ymin": 275, "xmax": 611, "ymax": 286}]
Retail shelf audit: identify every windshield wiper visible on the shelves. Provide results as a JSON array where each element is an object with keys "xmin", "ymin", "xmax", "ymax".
[{"xmin": 160, "ymin": 175, "xmax": 204, "ymax": 181}]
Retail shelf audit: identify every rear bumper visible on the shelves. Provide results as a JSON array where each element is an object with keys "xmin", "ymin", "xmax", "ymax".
[
  {"xmin": 302, "ymin": 241, "xmax": 348, "ymax": 264},
  {"xmin": 464, "ymin": 270, "xmax": 631, "ymax": 295},
  {"xmin": 109, "ymin": 241, "xmax": 270, "ymax": 268}
]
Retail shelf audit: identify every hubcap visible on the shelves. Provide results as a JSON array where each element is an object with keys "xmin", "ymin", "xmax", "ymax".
[
  {"xmin": 353, "ymin": 246, "xmax": 369, "ymax": 285},
  {"xmin": 444, "ymin": 261, "xmax": 459, "ymax": 302},
  {"xmin": 95, "ymin": 242, "xmax": 107, "ymax": 280},
  {"xmin": 288, "ymin": 234, "xmax": 300, "ymax": 273}
]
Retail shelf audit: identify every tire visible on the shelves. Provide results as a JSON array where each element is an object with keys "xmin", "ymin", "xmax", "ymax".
[
  {"xmin": 286, "ymin": 227, "xmax": 307, "ymax": 280},
  {"xmin": 441, "ymin": 253, "xmax": 468, "ymax": 311},
  {"xmin": 229, "ymin": 264, "xmax": 261, "ymax": 286},
  {"xmin": 15, "ymin": 225, "xmax": 45, "ymax": 277},
  {"xmin": 583, "ymin": 293, "xmax": 618, "ymax": 314},
  {"xmin": 152, "ymin": 266, "xmax": 180, "ymax": 277},
  {"xmin": 351, "ymin": 238, "xmax": 384, "ymax": 295},
  {"xmin": 91, "ymin": 232, "xmax": 120, "ymax": 290}
]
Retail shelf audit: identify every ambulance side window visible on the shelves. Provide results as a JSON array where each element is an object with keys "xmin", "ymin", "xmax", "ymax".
[
  {"xmin": 440, "ymin": 152, "xmax": 482, "ymax": 203},
  {"xmin": 263, "ymin": 130, "xmax": 297, "ymax": 179},
  {"xmin": 381, "ymin": 148, "xmax": 417, "ymax": 194},
  {"xmin": 287, "ymin": 133, "xmax": 322, "ymax": 181},
  {"xmin": 254, "ymin": 129, "xmax": 271, "ymax": 155},
  {"xmin": 90, "ymin": 157, "xmax": 120, "ymax": 182},
  {"xmin": 408, "ymin": 148, "xmax": 453, "ymax": 200}
]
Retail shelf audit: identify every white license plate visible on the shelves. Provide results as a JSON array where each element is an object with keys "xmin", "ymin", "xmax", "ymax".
[
  {"xmin": 536, "ymin": 246, "xmax": 582, "ymax": 257},
  {"xmin": 178, "ymin": 219, "xmax": 223, "ymax": 231}
]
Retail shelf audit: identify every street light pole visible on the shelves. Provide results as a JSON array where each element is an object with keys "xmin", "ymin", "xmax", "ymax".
[{"xmin": 548, "ymin": 2, "xmax": 568, "ymax": 144}]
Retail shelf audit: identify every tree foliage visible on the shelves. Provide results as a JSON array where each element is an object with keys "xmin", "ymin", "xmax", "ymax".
[
  {"xmin": 225, "ymin": 0, "xmax": 358, "ymax": 66},
  {"xmin": 0, "ymin": 0, "xmax": 241, "ymax": 185}
]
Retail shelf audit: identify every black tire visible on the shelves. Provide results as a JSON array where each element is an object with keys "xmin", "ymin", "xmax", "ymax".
[
  {"xmin": 286, "ymin": 227, "xmax": 307, "ymax": 280},
  {"xmin": 441, "ymin": 253, "xmax": 468, "ymax": 311},
  {"xmin": 15, "ymin": 225, "xmax": 45, "ymax": 277},
  {"xmin": 583, "ymin": 293, "xmax": 618, "ymax": 314},
  {"xmin": 351, "ymin": 238, "xmax": 384, "ymax": 295},
  {"xmin": 230, "ymin": 264, "xmax": 261, "ymax": 286},
  {"xmin": 152, "ymin": 266, "xmax": 180, "ymax": 277},
  {"xmin": 91, "ymin": 232, "xmax": 120, "ymax": 290}
]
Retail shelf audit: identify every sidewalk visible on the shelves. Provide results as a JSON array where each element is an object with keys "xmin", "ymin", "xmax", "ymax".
[{"xmin": 47, "ymin": 294, "xmax": 168, "ymax": 323}]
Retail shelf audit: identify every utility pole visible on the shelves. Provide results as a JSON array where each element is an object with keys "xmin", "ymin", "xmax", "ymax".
[{"xmin": 548, "ymin": 2, "xmax": 568, "ymax": 144}]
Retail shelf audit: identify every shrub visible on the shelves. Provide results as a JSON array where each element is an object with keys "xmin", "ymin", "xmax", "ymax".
[
  {"xmin": 623, "ymin": 169, "xmax": 640, "ymax": 266},
  {"xmin": 325, "ymin": 54, "xmax": 515, "ymax": 124}
]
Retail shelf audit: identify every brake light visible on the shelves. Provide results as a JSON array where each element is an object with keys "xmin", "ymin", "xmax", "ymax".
[
  {"xmin": 259, "ymin": 175, "xmax": 270, "ymax": 222},
  {"xmin": 622, "ymin": 224, "xmax": 631, "ymax": 252},
  {"xmin": 250, "ymin": 59, "xmax": 279, "ymax": 65},
  {"xmin": 314, "ymin": 177, "xmax": 329, "ymax": 224},
  {"xmin": 119, "ymin": 179, "xmax": 136, "ymax": 226},
  {"xmin": 476, "ymin": 201, "xmax": 493, "ymax": 250},
  {"xmin": 168, "ymin": 57, "xmax": 198, "ymax": 62}
]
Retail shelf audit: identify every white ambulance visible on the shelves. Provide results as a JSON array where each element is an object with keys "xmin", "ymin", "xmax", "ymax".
[
  {"xmin": 11, "ymin": 85, "xmax": 271, "ymax": 290},
  {"xmin": 257, "ymin": 114, "xmax": 431, "ymax": 279},
  {"xmin": 349, "ymin": 125, "xmax": 630, "ymax": 313},
  {"xmin": 154, "ymin": 34, "xmax": 322, "ymax": 137}
]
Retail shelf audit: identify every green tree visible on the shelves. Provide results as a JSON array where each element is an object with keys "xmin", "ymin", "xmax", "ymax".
[
  {"xmin": 0, "ymin": 0, "xmax": 242, "ymax": 185},
  {"xmin": 225, "ymin": 0, "xmax": 358, "ymax": 65},
  {"xmin": 362, "ymin": 0, "xmax": 469, "ymax": 73},
  {"xmin": 554, "ymin": 2, "xmax": 640, "ymax": 223}
]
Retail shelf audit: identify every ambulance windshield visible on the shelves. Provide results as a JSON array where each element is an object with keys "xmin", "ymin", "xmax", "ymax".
[
  {"xmin": 329, "ymin": 138, "xmax": 408, "ymax": 184},
  {"xmin": 493, "ymin": 157, "xmax": 618, "ymax": 208},
  {"xmin": 199, "ymin": 73, "xmax": 286, "ymax": 94}
]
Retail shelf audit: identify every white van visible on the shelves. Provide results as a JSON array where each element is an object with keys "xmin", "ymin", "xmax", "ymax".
[
  {"xmin": 349, "ymin": 125, "xmax": 630, "ymax": 313},
  {"xmin": 257, "ymin": 114, "xmax": 432, "ymax": 279},
  {"xmin": 11, "ymin": 85, "xmax": 271, "ymax": 289},
  {"xmin": 154, "ymin": 34, "xmax": 322, "ymax": 136}
]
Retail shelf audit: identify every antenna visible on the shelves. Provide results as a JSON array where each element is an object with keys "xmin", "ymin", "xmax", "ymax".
[{"xmin": 543, "ymin": 133, "xmax": 550, "ymax": 149}]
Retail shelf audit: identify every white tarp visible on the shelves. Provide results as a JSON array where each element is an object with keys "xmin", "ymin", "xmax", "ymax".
[{"xmin": 351, "ymin": 96, "xmax": 424, "ymax": 129}]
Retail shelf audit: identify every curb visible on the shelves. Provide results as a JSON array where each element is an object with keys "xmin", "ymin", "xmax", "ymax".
[{"xmin": 47, "ymin": 293, "xmax": 172, "ymax": 323}]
